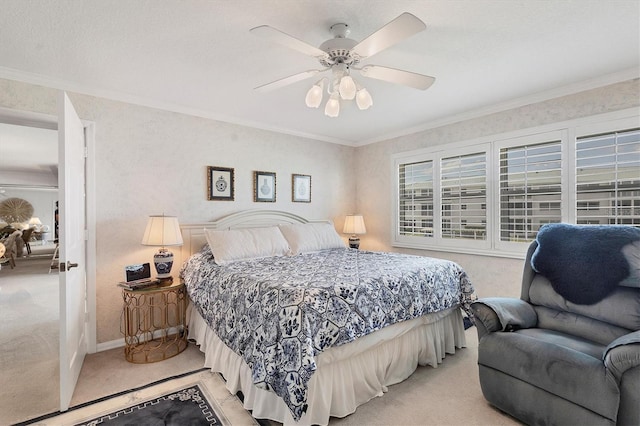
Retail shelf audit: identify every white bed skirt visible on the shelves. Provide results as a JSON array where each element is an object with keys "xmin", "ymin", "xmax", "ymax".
[{"xmin": 187, "ymin": 305, "xmax": 466, "ymax": 426}]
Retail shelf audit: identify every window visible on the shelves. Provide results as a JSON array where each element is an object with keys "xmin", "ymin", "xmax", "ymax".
[
  {"xmin": 398, "ymin": 160, "xmax": 434, "ymax": 237},
  {"xmin": 392, "ymin": 110, "xmax": 639, "ymax": 257},
  {"xmin": 441, "ymin": 152, "xmax": 487, "ymax": 240},
  {"xmin": 394, "ymin": 144, "xmax": 490, "ymax": 251},
  {"xmin": 499, "ymin": 140, "xmax": 562, "ymax": 242},
  {"xmin": 576, "ymin": 128, "xmax": 640, "ymax": 226},
  {"xmin": 540, "ymin": 202, "xmax": 561, "ymax": 211},
  {"xmin": 576, "ymin": 201, "xmax": 600, "ymax": 210}
]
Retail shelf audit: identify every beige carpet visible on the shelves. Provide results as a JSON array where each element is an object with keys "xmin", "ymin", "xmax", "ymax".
[
  {"xmin": 19, "ymin": 328, "xmax": 520, "ymax": 426},
  {"xmin": 329, "ymin": 329, "xmax": 521, "ymax": 426},
  {"xmin": 0, "ymin": 248, "xmax": 60, "ymax": 426}
]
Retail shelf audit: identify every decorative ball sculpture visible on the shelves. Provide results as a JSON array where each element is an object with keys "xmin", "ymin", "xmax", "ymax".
[{"xmin": 0, "ymin": 198, "xmax": 34, "ymax": 223}]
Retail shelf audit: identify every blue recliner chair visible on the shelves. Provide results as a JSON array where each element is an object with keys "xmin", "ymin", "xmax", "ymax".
[{"xmin": 471, "ymin": 224, "xmax": 640, "ymax": 425}]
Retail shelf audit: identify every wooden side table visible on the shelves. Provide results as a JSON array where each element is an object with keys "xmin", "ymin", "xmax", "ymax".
[{"xmin": 121, "ymin": 281, "xmax": 188, "ymax": 363}]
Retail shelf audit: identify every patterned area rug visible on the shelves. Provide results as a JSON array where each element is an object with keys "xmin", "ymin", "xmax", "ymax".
[{"xmin": 24, "ymin": 370, "xmax": 260, "ymax": 426}]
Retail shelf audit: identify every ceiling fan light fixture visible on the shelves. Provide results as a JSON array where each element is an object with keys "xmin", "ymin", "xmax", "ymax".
[
  {"xmin": 356, "ymin": 87, "xmax": 373, "ymax": 110},
  {"xmin": 338, "ymin": 75, "xmax": 356, "ymax": 100},
  {"xmin": 305, "ymin": 80, "xmax": 324, "ymax": 108},
  {"xmin": 324, "ymin": 92, "xmax": 340, "ymax": 117},
  {"xmin": 253, "ymin": 13, "xmax": 433, "ymax": 118}
]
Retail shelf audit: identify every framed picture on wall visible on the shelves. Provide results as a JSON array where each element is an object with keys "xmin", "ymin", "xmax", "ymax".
[
  {"xmin": 292, "ymin": 174, "xmax": 311, "ymax": 203},
  {"xmin": 254, "ymin": 171, "xmax": 276, "ymax": 202},
  {"xmin": 207, "ymin": 166, "xmax": 234, "ymax": 201}
]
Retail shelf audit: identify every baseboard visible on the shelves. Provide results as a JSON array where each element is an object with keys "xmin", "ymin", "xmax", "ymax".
[
  {"xmin": 96, "ymin": 326, "xmax": 183, "ymax": 352},
  {"xmin": 96, "ymin": 338, "xmax": 124, "ymax": 352}
]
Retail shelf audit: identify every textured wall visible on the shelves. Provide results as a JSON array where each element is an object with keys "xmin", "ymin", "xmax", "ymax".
[
  {"xmin": 0, "ymin": 78, "xmax": 356, "ymax": 343},
  {"xmin": 2, "ymin": 76, "xmax": 639, "ymax": 343},
  {"xmin": 355, "ymin": 79, "xmax": 640, "ymax": 299}
]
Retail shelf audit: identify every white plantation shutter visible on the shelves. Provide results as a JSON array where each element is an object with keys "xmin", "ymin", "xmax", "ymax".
[
  {"xmin": 440, "ymin": 152, "xmax": 487, "ymax": 240},
  {"xmin": 576, "ymin": 128, "xmax": 640, "ymax": 226},
  {"xmin": 393, "ymin": 112, "xmax": 639, "ymax": 255},
  {"xmin": 398, "ymin": 160, "xmax": 434, "ymax": 236},
  {"xmin": 499, "ymin": 140, "xmax": 562, "ymax": 241}
]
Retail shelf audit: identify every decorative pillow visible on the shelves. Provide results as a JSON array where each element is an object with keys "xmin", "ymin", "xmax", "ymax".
[
  {"xmin": 278, "ymin": 222, "xmax": 345, "ymax": 255},
  {"xmin": 204, "ymin": 226, "xmax": 291, "ymax": 265},
  {"xmin": 620, "ymin": 240, "xmax": 640, "ymax": 288}
]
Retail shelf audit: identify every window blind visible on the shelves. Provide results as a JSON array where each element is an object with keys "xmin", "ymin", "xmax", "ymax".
[
  {"xmin": 499, "ymin": 141, "xmax": 562, "ymax": 241},
  {"xmin": 440, "ymin": 152, "xmax": 486, "ymax": 240},
  {"xmin": 398, "ymin": 160, "xmax": 434, "ymax": 236},
  {"xmin": 576, "ymin": 128, "xmax": 640, "ymax": 226}
]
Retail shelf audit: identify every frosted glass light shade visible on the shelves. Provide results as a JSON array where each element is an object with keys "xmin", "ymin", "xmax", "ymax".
[
  {"xmin": 324, "ymin": 94, "xmax": 340, "ymax": 117},
  {"xmin": 305, "ymin": 83, "xmax": 323, "ymax": 108},
  {"xmin": 141, "ymin": 215, "xmax": 183, "ymax": 247},
  {"xmin": 338, "ymin": 75, "xmax": 356, "ymax": 100},
  {"xmin": 356, "ymin": 88, "xmax": 373, "ymax": 110}
]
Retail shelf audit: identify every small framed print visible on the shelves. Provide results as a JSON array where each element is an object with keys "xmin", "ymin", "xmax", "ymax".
[
  {"xmin": 292, "ymin": 174, "xmax": 311, "ymax": 203},
  {"xmin": 208, "ymin": 166, "xmax": 234, "ymax": 201},
  {"xmin": 254, "ymin": 171, "xmax": 276, "ymax": 202}
]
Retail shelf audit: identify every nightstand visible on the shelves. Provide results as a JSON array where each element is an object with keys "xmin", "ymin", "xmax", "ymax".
[{"xmin": 121, "ymin": 281, "xmax": 188, "ymax": 363}]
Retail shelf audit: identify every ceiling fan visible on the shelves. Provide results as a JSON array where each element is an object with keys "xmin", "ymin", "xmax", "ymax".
[{"xmin": 250, "ymin": 12, "xmax": 435, "ymax": 117}]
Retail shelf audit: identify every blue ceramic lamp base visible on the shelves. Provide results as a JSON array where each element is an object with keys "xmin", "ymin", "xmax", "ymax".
[{"xmin": 153, "ymin": 248, "xmax": 174, "ymax": 279}]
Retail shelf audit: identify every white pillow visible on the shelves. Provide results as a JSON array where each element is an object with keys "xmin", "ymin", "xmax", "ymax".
[
  {"xmin": 278, "ymin": 222, "xmax": 346, "ymax": 255},
  {"xmin": 204, "ymin": 226, "xmax": 291, "ymax": 265}
]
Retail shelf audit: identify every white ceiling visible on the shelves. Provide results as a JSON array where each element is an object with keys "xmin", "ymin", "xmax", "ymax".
[
  {"xmin": 0, "ymin": 123, "xmax": 57, "ymax": 173},
  {"xmin": 0, "ymin": 0, "xmax": 638, "ymax": 147}
]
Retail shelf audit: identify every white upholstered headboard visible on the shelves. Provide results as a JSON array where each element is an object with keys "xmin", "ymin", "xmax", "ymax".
[{"xmin": 178, "ymin": 210, "xmax": 329, "ymax": 262}]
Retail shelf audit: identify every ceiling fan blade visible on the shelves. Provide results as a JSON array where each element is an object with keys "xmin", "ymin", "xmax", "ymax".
[
  {"xmin": 254, "ymin": 69, "xmax": 321, "ymax": 92},
  {"xmin": 351, "ymin": 12, "xmax": 426, "ymax": 59},
  {"xmin": 250, "ymin": 25, "xmax": 328, "ymax": 59},
  {"xmin": 358, "ymin": 65, "xmax": 435, "ymax": 90}
]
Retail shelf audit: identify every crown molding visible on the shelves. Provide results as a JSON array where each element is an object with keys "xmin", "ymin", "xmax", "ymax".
[
  {"xmin": 1, "ymin": 66, "xmax": 637, "ymax": 148},
  {"xmin": 355, "ymin": 68, "xmax": 640, "ymax": 147},
  {"xmin": 0, "ymin": 66, "xmax": 355, "ymax": 146}
]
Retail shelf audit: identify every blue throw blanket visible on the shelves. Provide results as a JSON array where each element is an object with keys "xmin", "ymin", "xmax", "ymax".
[{"xmin": 531, "ymin": 223, "xmax": 640, "ymax": 305}]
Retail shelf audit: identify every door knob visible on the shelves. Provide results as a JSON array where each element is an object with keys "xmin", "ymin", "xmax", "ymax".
[{"xmin": 61, "ymin": 261, "xmax": 79, "ymax": 272}]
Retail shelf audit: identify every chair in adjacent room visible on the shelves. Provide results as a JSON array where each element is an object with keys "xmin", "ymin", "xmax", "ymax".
[
  {"xmin": 21, "ymin": 227, "xmax": 34, "ymax": 256},
  {"xmin": 471, "ymin": 223, "xmax": 640, "ymax": 426},
  {"xmin": 0, "ymin": 230, "xmax": 21, "ymax": 269},
  {"xmin": 0, "ymin": 242, "xmax": 15, "ymax": 269},
  {"xmin": 49, "ymin": 240, "xmax": 59, "ymax": 273}
]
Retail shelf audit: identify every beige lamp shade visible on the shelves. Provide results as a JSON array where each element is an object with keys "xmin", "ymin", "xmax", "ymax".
[
  {"xmin": 343, "ymin": 214, "xmax": 367, "ymax": 235},
  {"xmin": 141, "ymin": 215, "xmax": 183, "ymax": 280},
  {"xmin": 343, "ymin": 214, "xmax": 366, "ymax": 249},
  {"xmin": 28, "ymin": 217, "xmax": 42, "ymax": 227},
  {"xmin": 141, "ymin": 215, "xmax": 183, "ymax": 247}
]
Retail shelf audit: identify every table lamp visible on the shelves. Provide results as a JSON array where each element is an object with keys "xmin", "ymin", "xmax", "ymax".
[
  {"xmin": 141, "ymin": 215, "xmax": 183, "ymax": 279},
  {"xmin": 343, "ymin": 214, "xmax": 366, "ymax": 249},
  {"xmin": 28, "ymin": 217, "xmax": 42, "ymax": 229}
]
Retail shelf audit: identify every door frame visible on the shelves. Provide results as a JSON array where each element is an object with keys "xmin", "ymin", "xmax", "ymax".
[{"xmin": 0, "ymin": 105, "xmax": 97, "ymax": 352}]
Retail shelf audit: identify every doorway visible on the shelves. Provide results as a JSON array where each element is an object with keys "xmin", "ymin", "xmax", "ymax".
[{"xmin": 0, "ymin": 104, "xmax": 96, "ymax": 423}]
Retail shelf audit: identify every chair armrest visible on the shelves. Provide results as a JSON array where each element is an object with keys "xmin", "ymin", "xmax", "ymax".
[
  {"xmin": 471, "ymin": 298, "xmax": 538, "ymax": 339},
  {"xmin": 604, "ymin": 330, "xmax": 640, "ymax": 382}
]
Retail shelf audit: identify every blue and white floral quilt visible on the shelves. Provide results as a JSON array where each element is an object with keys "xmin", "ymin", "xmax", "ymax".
[{"xmin": 181, "ymin": 247, "xmax": 475, "ymax": 421}]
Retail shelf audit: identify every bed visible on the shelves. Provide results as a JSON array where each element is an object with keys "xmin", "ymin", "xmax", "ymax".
[{"xmin": 179, "ymin": 210, "xmax": 476, "ymax": 426}]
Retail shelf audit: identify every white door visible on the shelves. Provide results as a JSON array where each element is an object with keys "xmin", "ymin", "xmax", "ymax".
[{"xmin": 58, "ymin": 91, "xmax": 88, "ymax": 411}]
